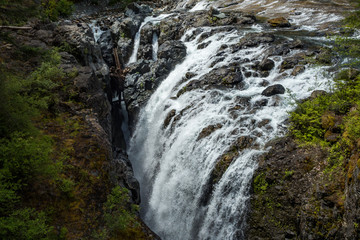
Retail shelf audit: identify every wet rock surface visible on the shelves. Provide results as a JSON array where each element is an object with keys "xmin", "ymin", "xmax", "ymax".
[
  {"xmin": 261, "ymin": 84, "xmax": 286, "ymax": 96},
  {"xmin": 247, "ymin": 135, "xmax": 360, "ymax": 240},
  {"xmin": 268, "ymin": 17, "xmax": 291, "ymax": 27},
  {"xmin": 124, "ymin": 40, "xmax": 187, "ymax": 125}
]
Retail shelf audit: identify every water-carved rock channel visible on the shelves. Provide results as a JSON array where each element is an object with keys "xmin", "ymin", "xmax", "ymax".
[{"xmin": 87, "ymin": 0, "xmax": 354, "ymax": 239}]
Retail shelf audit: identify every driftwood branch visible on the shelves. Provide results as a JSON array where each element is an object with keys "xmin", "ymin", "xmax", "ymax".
[
  {"xmin": 0, "ymin": 26, "xmax": 32, "ymax": 30},
  {"xmin": 113, "ymin": 48, "xmax": 122, "ymax": 71}
]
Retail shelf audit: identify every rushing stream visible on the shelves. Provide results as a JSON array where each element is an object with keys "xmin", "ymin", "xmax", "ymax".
[{"xmin": 123, "ymin": 0, "xmax": 351, "ymax": 239}]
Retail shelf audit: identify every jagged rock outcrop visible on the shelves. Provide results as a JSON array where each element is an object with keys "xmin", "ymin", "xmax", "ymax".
[
  {"xmin": 124, "ymin": 40, "xmax": 187, "ymax": 125},
  {"xmin": 247, "ymin": 135, "xmax": 360, "ymax": 239},
  {"xmin": 176, "ymin": 66, "xmax": 245, "ymax": 97}
]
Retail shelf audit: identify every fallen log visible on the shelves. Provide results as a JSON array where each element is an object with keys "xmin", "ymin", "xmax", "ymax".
[{"xmin": 0, "ymin": 26, "xmax": 32, "ymax": 30}]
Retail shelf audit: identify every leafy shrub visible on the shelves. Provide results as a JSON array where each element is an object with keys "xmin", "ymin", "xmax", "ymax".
[
  {"xmin": 41, "ymin": 0, "xmax": 74, "ymax": 21},
  {"xmin": 0, "ymin": 133, "xmax": 54, "ymax": 190},
  {"xmin": 0, "ymin": 208, "xmax": 52, "ymax": 240},
  {"xmin": 290, "ymin": 95, "xmax": 330, "ymax": 143},
  {"xmin": 103, "ymin": 186, "xmax": 139, "ymax": 237},
  {"xmin": 0, "ymin": 48, "xmax": 63, "ymax": 239},
  {"xmin": 0, "ymin": 49, "xmax": 61, "ymax": 136}
]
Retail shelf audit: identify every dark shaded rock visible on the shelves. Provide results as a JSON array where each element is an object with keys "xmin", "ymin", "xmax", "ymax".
[
  {"xmin": 254, "ymin": 99, "xmax": 269, "ymax": 108},
  {"xmin": 177, "ymin": 66, "xmax": 244, "ymax": 97},
  {"xmin": 126, "ymin": 59, "xmax": 151, "ymax": 75},
  {"xmin": 117, "ymin": 37, "xmax": 133, "ymax": 65},
  {"xmin": 247, "ymin": 137, "xmax": 328, "ymax": 239},
  {"xmin": 125, "ymin": 2, "xmax": 152, "ymax": 17},
  {"xmin": 261, "ymin": 84, "xmax": 285, "ymax": 96},
  {"xmin": 257, "ymin": 119, "xmax": 271, "ymax": 128},
  {"xmin": 232, "ymin": 33, "xmax": 275, "ymax": 52},
  {"xmin": 197, "ymin": 123, "xmax": 223, "ymax": 140},
  {"xmin": 266, "ymin": 44, "xmax": 291, "ymax": 56},
  {"xmin": 185, "ymin": 72, "xmax": 196, "ymax": 79},
  {"xmin": 140, "ymin": 22, "xmax": 159, "ymax": 45},
  {"xmin": 151, "ymin": 58, "xmax": 175, "ymax": 78},
  {"xmin": 208, "ymin": 7, "xmax": 220, "ymax": 16},
  {"xmin": 280, "ymin": 56, "xmax": 302, "ymax": 72},
  {"xmin": 120, "ymin": 17, "xmax": 143, "ymax": 39},
  {"xmin": 259, "ymin": 58, "xmax": 275, "ymax": 71},
  {"xmin": 124, "ymin": 73, "xmax": 141, "ymax": 87},
  {"xmin": 98, "ymin": 30, "xmax": 114, "ymax": 66},
  {"xmin": 259, "ymin": 79, "xmax": 270, "ymax": 87},
  {"xmin": 291, "ymin": 65, "xmax": 305, "ymax": 76},
  {"xmin": 268, "ymin": 17, "xmax": 291, "ymax": 27},
  {"xmin": 158, "ymin": 40, "xmax": 187, "ymax": 63},
  {"xmin": 163, "ymin": 109, "xmax": 176, "ymax": 129},
  {"xmin": 289, "ymin": 39, "xmax": 303, "ymax": 49},
  {"xmin": 124, "ymin": 54, "xmax": 186, "ymax": 127},
  {"xmin": 158, "ymin": 17, "xmax": 184, "ymax": 45},
  {"xmin": 138, "ymin": 44, "xmax": 153, "ymax": 60},
  {"xmin": 111, "ymin": 149, "xmax": 140, "ymax": 203},
  {"xmin": 309, "ymin": 90, "xmax": 327, "ymax": 100},
  {"xmin": 198, "ymin": 41, "xmax": 211, "ymax": 49}
]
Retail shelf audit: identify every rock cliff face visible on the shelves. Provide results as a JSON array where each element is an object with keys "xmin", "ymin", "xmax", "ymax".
[{"xmin": 247, "ymin": 135, "xmax": 360, "ymax": 239}]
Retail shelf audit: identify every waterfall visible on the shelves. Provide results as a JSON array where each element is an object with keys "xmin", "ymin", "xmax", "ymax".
[
  {"xmin": 128, "ymin": 22, "xmax": 331, "ymax": 239},
  {"xmin": 152, "ymin": 32, "xmax": 159, "ymax": 61},
  {"xmin": 127, "ymin": 14, "xmax": 172, "ymax": 65}
]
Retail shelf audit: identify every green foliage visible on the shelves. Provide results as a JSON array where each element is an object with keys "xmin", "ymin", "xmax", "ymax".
[
  {"xmin": 333, "ymin": 0, "xmax": 360, "ymax": 67},
  {"xmin": 57, "ymin": 178, "xmax": 75, "ymax": 197},
  {"xmin": 284, "ymin": 170, "xmax": 294, "ymax": 178},
  {"xmin": 0, "ymin": 132, "xmax": 54, "ymax": 188},
  {"xmin": 290, "ymin": 70, "xmax": 360, "ymax": 143},
  {"xmin": 103, "ymin": 186, "xmax": 139, "ymax": 237},
  {"xmin": 0, "ymin": 183, "xmax": 19, "ymax": 215},
  {"xmin": 0, "ymin": 208, "xmax": 52, "ymax": 240},
  {"xmin": 0, "ymin": 49, "xmax": 61, "ymax": 136},
  {"xmin": 14, "ymin": 46, "xmax": 47, "ymax": 62},
  {"xmin": 41, "ymin": 0, "xmax": 74, "ymax": 21},
  {"xmin": 344, "ymin": 0, "xmax": 360, "ymax": 29},
  {"xmin": 254, "ymin": 173, "xmax": 269, "ymax": 194},
  {"xmin": 0, "ymin": 0, "xmax": 40, "ymax": 26},
  {"xmin": 0, "ymin": 48, "xmax": 65, "ymax": 239},
  {"xmin": 344, "ymin": 109, "xmax": 360, "ymax": 140},
  {"xmin": 290, "ymin": 95, "xmax": 329, "ymax": 143},
  {"xmin": 0, "ymin": 73, "xmax": 37, "ymax": 137}
]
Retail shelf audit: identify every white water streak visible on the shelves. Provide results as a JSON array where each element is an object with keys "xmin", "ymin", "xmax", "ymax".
[
  {"xmin": 128, "ymin": 14, "xmax": 172, "ymax": 65},
  {"xmin": 89, "ymin": 20, "xmax": 105, "ymax": 43},
  {"xmin": 152, "ymin": 32, "xmax": 159, "ymax": 61}
]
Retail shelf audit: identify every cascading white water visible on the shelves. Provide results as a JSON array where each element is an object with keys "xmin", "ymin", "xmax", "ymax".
[
  {"xmin": 89, "ymin": 20, "xmax": 105, "ymax": 43},
  {"xmin": 127, "ymin": 14, "xmax": 172, "ymax": 65},
  {"xmin": 128, "ymin": 21, "xmax": 331, "ymax": 239},
  {"xmin": 152, "ymin": 32, "xmax": 159, "ymax": 61}
]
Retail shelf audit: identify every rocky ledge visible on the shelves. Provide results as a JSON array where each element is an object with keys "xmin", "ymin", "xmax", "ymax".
[{"xmin": 247, "ymin": 135, "xmax": 360, "ymax": 239}]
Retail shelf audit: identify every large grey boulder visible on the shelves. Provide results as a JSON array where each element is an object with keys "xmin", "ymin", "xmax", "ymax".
[{"xmin": 261, "ymin": 84, "xmax": 286, "ymax": 96}]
